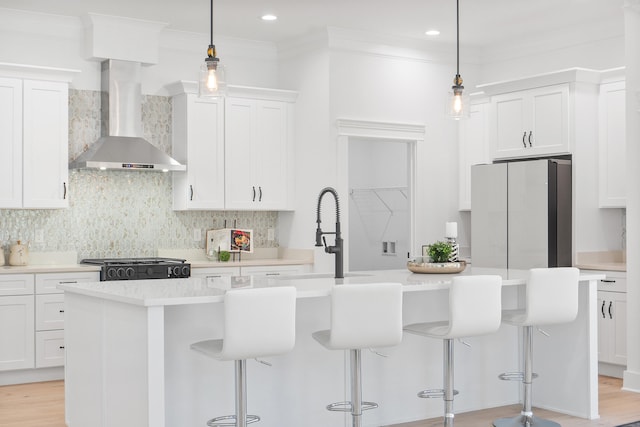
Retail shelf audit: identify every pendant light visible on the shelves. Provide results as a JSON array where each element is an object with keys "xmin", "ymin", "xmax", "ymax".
[
  {"xmin": 199, "ymin": 0, "xmax": 226, "ymax": 97},
  {"xmin": 447, "ymin": 0, "xmax": 468, "ymax": 119}
]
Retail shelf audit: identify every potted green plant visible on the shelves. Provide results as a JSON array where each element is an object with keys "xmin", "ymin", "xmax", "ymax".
[{"xmin": 427, "ymin": 241, "xmax": 453, "ymax": 263}]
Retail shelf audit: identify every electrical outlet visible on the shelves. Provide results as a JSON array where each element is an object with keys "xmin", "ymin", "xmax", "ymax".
[
  {"xmin": 34, "ymin": 229, "xmax": 44, "ymax": 243},
  {"xmin": 267, "ymin": 228, "xmax": 275, "ymax": 241},
  {"xmin": 193, "ymin": 228, "xmax": 201, "ymax": 242}
]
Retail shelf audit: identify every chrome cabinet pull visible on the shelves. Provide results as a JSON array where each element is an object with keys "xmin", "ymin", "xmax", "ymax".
[{"xmin": 59, "ymin": 281, "xmax": 77, "ymax": 284}]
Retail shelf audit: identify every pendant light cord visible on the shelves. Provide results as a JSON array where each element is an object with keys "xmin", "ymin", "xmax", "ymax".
[
  {"xmin": 209, "ymin": 0, "xmax": 213, "ymax": 45},
  {"xmin": 456, "ymin": 0, "xmax": 460, "ymax": 77}
]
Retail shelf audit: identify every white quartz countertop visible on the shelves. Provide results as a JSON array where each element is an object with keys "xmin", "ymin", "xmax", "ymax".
[
  {"xmin": 58, "ymin": 267, "xmax": 604, "ymax": 307},
  {"xmin": 0, "ymin": 264, "xmax": 101, "ymax": 274}
]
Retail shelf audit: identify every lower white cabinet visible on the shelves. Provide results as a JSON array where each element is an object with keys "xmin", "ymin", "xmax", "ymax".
[
  {"xmin": 35, "ymin": 330, "xmax": 65, "ymax": 368},
  {"xmin": 596, "ymin": 272, "xmax": 627, "ymax": 366},
  {"xmin": 240, "ymin": 265, "xmax": 309, "ymax": 277},
  {"xmin": 0, "ymin": 271, "xmax": 99, "ymax": 373},
  {"xmin": 0, "ymin": 295, "xmax": 35, "ymax": 371}
]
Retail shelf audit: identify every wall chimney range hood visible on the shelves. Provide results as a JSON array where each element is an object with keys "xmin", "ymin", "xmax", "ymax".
[{"xmin": 70, "ymin": 59, "xmax": 185, "ymax": 172}]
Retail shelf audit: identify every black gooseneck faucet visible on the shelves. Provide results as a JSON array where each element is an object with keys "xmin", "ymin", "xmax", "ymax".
[{"xmin": 315, "ymin": 187, "xmax": 344, "ymax": 279}]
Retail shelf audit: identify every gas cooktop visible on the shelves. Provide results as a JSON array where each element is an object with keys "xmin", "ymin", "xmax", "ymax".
[{"xmin": 81, "ymin": 257, "xmax": 191, "ymax": 281}]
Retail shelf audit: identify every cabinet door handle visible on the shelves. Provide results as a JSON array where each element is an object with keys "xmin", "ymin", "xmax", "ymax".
[
  {"xmin": 601, "ymin": 300, "xmax": 606, "ymax": 318},
  {"xmin": 59, "ymin": 309, "xmax": 65, "ymax": 313},
  {"xmin": 259, "ymin": 186, "xmax": 263, "ymax": 202},
  {"xmin": 59, "ymin": 346, "xmax": 65, "ymax": 350},
  {"xmin": 252, "ymin": 186, "xmax": 256, "ymax": 202},
  {"xmin": 190, "ymin": 185, "xmax": 194, "ymax": 201},
  {"xmin": 522, "ymin": 131, "xmax": 527, "ymax": 148},
  {"xmin": 600, "ymin": 279, "xmax": 616, "ymax": 283},
  {"xmin": 265, "ymin": 272, "xmax": 280, "ymax": 276},
  {"xmin": 528, "ymin": 131, "xmax": 533, "ymax": 147},
  {"xmin": 608, "ymin": 301, "xmax": 613, "ymax": 319},
  {"xmin": 59, "ymin": 281, "xmax": 77, "ymax": 284},
  {"xmin": 63, "ymin": 182, "xmax": 67, "ymax": 199}
]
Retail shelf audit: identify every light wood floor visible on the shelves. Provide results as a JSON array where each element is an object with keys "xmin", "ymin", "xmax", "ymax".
[{"xmin": 0, "ymin": 376, "xmax": 639, "ymax": 426}]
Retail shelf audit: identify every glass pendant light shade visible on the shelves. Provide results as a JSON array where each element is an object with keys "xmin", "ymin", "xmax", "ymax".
[
  {"xmin": 447, "ymin": 76, "xmax": 469, "ymax": 119},
  {"xmin": 199, "ymin": 48, "xmax": 226, "ymax": 97}
]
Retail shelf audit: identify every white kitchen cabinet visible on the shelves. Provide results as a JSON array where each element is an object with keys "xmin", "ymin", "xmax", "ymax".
[
  {"xmin": 598, "ymin": 80, "xmax": 626, "ymax": 208},
  {"xmin": 0, "ymin": 76, "xmax": 70, "ymax": 209},
  {"xmin": 490, "ymin": 84, "xmax": 569, "ymax": 160},
  {"xmin": 0, "ymin": 274, "xmax": 34, "ymax": 296},
  {"xmin": 35, "ymin": 271, "xmax": 99, "ymax": 294},
  {"xmin": 458, "ymin": 101, "xmax": 490, "ymax": 210},
  {"xmin": 172, "ymin": 93, "xmax": 225, "ymax": 210},
  {"xmin": 168, "ymin": 82, "xmax": 296, "ymax": 211},
  {"xmin": 596, "ymin": 272, "xmax": 627, "ymax": 367},
  {"xmin": 35, "ymin": 330, "xmax": 65, "ymax": 368},
  {"xmin": 190, "ymin": 266, "xmax": 240, "ymax": 279},
  {"xmin": 224, "ymin": 97, "xmax": 293, "ymax": 210},
  {"xmin": 0, "ymin": 77, "xmax": 23, "ymax": 208},
  {"xmin": 35, "ymin": 293, "xmax": 65, "ymax": 331},
  {"xmin": 0, "ymin": 295, "xmax": 35, "ymax": 371}
]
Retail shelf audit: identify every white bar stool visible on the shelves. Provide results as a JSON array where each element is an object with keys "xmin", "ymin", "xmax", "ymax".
[
  {"xmin": 404, "ymin": 275, "xmax": 503, "ymax": 427},
  {"xmin": 312, "ymin": 283, "xmax": 403, "ymax": 427},
  {"xmin": 493, "ymin": 267, "xmax": 579, "ymax": 427},
  {"xmin": 190, "ymin": 286, "xmax": 297, "ymax": 427}
]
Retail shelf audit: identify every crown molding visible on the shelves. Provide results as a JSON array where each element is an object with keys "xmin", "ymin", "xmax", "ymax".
[
  {"xmin": 0, "ymin": 62, "xmax": 80, "ymax": 82},
  {"xmin": 336, "ymin": 119, "xmax": 425, "ymax": 142},
  {"xmin": 166, "ymin": 80, "xmax": 297, "ymax": 102}
]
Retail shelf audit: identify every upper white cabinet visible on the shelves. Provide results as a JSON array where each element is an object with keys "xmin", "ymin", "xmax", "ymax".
[
  {"xmin": 598, "ymin": 80, "xmax": 626, "ymax": 208},
  {"xmin": 458, "ymin": 101, "xmax": 490, "ymax": 211},
  {"xmin": 0, "ymin": 77, "xmax": 23, "ymax": 208},
  {"xmin": 172, "ymin": 93, "xmax": 225, "ymax": 210},
  {"xmin": 169, "ymin": 82, "xmax": 297, "ymax": 211},
  {"xmin": 491, "ymin": 84, "xmax": 569, "ymax": 160},
  {"xmin": 224, "ymin": 97, "xmax": 293, "ymax": 210},
  {"xmin": 0, "ymin": 63, "xmax": 77, "ymax": 210}
]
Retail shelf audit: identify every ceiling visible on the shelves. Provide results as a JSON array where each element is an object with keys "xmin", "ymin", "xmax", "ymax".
[{"xmin": 0, "ymin": 0, "xmax": 626, "ymax": 48}]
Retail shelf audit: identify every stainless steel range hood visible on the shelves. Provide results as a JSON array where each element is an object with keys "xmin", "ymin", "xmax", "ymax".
[{"xmin": 70, "ymin": 59, "xmax": 185, "ymax": 172}]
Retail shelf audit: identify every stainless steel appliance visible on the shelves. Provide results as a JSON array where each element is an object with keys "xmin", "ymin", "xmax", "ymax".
[
  {"xmin": 471, "ymin": 158, "xmax": 572, "ymax": 269},
  {"xmin": 81, "ymin": 257, "xmax": 191, "ymax": 281}
]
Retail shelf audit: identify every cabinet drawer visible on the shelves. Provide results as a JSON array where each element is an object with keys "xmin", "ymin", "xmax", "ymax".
[
  {"xmin": 35, "ymin": 271, "xmax": 99, "ymax": 294},
  {"xmin": 597, "ymin": 275, "xmax": 626, "ymax": 293},
  {"xmin": 36, "ymin": 294, "xmax": 65, "ymax": 331},
  {"xmin": 35, "ymin": 330, "xmax": 65, "ymax": 368},
  {"xmin": 0, "ymin": 274, "xmax": 35, "ymax": 296}
]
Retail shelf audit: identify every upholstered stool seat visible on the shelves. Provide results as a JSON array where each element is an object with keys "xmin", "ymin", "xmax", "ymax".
[
  {"xmin": 312, "ymin": 282, "xmax": 403, "ymax": 427},
  {"xmin": 404, "ymin": 275, "xmax": 503, "ymax": 427},
  {"xmin": 191, "ymin": 286, "xmax": 297, "ymax": 427},
  {"xmin": 493, "ymin": 267, "xmax": 579, "ymax": 427}
]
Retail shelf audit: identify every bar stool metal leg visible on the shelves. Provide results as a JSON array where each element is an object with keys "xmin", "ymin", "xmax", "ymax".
[
  {"xmin": 206, "ymin": 359, "xmax": 260, "ymax": 427},
  {"xmin": 493, "ymin": 327, "xmax": 560, "ymax": 427},
  {"xmin": 444, "ymin": 339, "xmax": 454, "ymax": 427}
]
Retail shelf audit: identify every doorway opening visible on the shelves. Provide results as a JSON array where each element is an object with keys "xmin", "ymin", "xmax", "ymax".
[{"xmin": 348, "ymin": 138, "xmax": 410, "ymax": 271}]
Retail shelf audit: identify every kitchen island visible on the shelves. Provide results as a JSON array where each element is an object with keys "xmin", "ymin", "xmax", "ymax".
[{"xmin": 59, "ymin": 268, "xmax": 603, "ymax": 427}]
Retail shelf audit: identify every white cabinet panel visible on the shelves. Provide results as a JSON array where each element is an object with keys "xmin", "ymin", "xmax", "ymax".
[
  {"xmin": 35, "ymin": 271, "xmax": 100, "ymax": 294},
  {"xmin": 458, "ymin": 102, "xmax": 490, "ymax": 210},
  {"xmin": 491, "ymin": 84, "xmax": 569, "ymax": 160},
  {"xmin": 0, "ymin": 295, "xmax": 35, "ymax": 371},
  {"xmin": 240, "ymin": 265, "xmax": 309, "ymax": 277},
  {"xmin": 35, "ymin": 330, "xmax": 65, "ymax": 368},
  {"xmin": 22, "ymin": 80, "xmax": 69, "ymax": 208},
  {"xmin": 172, "ymin": 94, "xmax": 225, "ymax": 210},
  {"xmin": 0, "ymin": 274, "xmax": 35, "ymax": 296},
  {"xmin": 36, "ymin": 294, "xmax": 65, "ymax": 331},
  {"xmin": 190, "ymin": 266, "xmax": 240, "ymax": 279},
  {"xmin": 598, "ymin": 290, "xmax": 627, "ymax": 366},
  {"xmin": 598, "ymin": 81, "xmax": 626, "ymax": 208},
  {"xmin": 0, "ymin": 77, "xmax": 23, "ymax": 208}
]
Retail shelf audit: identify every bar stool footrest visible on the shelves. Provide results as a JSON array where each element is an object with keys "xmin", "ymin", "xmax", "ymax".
[
  {"xmin": 207, "ymin": 414, "xmax": 260, "ymax": 426},
  {"xmin": 498, "ymin": 371, "xmax": 538, "ymax": 381},
  {"xmin": 417, "ymin": 388, "xmax": 459, "ymax": 399},
  {"xmin": 326, "ymin": 401, "xmax": 378, "ymax": 412}
]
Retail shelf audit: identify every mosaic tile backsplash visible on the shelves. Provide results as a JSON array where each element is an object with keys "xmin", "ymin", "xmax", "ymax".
[{"xmin": 0, "ymin": 90, "xmax": 278, "ymax": 259}]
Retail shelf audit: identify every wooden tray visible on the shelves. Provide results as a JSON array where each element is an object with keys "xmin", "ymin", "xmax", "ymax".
[{"xmin": 407, "ymin": 259, "xmax": 466, "ymax": 274}]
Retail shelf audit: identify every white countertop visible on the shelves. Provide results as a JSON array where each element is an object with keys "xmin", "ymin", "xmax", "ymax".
[
  {"xmin": 58, "ymin": 267, "xmax": 604, "ymax": 307},
  {"xmin": 0, "ymin": 264, "xmax": 101, "ymax": 274}
]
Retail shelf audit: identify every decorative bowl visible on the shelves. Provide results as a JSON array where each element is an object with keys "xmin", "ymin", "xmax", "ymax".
[{"xmin": 407, "ymin": 257, "xmax": 466, "ymax": 274}]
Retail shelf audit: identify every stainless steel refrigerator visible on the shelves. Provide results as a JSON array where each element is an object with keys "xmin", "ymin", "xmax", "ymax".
[{"xmin": 471, "ymin": 158, "xmax": 572, "ymax": 269}]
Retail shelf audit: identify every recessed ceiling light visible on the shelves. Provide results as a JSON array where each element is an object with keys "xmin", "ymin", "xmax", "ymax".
[
  {"xmin": 425, "ymin": 30, "xmax": 440, "ymax": 36},
  {"xmin": 261, "ymin": 14, "xmax": 278, "ymax": 21}
]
